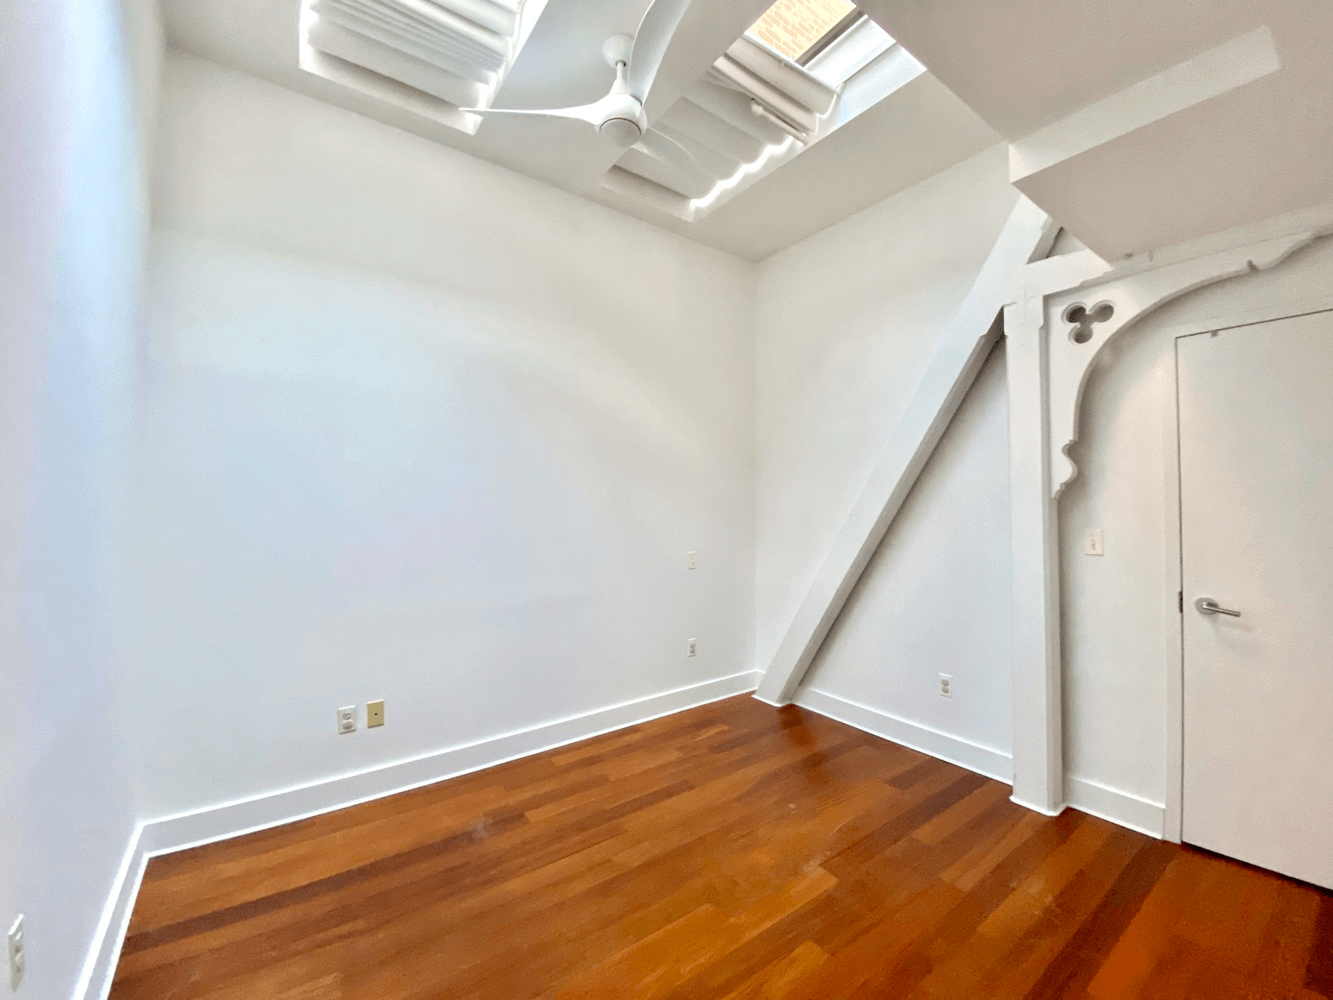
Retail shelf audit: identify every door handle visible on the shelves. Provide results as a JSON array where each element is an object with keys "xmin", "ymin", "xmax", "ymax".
[{"xmin": 1195, "ymin": 596, "xmax": 1242, "ymax": 618}]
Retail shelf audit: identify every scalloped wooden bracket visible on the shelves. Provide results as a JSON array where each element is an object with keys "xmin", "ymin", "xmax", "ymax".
[{"xmin": 1042, "ymin": 233, "xmax": 1315, "ymax": 497}]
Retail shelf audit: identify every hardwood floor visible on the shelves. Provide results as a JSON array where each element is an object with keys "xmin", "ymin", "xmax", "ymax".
[{"xmin": 110, "ymin": 696, "xmax": 1333, "ymax": 999}]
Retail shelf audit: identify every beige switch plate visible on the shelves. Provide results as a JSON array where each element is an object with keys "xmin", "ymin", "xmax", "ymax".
[{"xmin": 367, "ymin": 700, "xmax": 385, "ymax": 728}]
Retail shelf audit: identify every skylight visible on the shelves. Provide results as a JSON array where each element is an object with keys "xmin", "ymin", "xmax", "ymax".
[
  {"xmin": 746, "ymin": 0, "xmax": 858, "ymax": 64},
  {"xmin": 603, "ymin": 0, "xmax": 917, "ymax": 223},
  {"xmin": 297, "ymin": 0, "xmax": 549, "ymax": 135}
]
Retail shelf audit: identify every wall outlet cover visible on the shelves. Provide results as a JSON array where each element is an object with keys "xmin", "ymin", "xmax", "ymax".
[
  {"xmin": 939, "ymin": 673, "xmax": 953, "ymax": 698},
  {"xmin": 337, "ymin": 706, "xmax": 356, "ymax": 734},
  {"xmin": 687, "ymin": 637, "xmax": 697, "ymax": 657}
]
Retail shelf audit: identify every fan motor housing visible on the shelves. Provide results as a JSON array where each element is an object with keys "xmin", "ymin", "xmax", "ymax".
[
  {"xmin": 598, "ymin": 92, "xmax": 646, "ymax": 146},
  {"xmin": 600, "ymin": 116, "xmax": 643, "ymax": 145}
]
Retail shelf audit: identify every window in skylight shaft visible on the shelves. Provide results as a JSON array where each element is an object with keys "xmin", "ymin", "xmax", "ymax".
[{"xmin": 746, "ymin": 0, "xmax": 857, "ymax": 64}]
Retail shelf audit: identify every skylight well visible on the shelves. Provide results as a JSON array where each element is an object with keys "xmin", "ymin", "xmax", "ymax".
[
  {"xmin": 297, "ymin": 0, "xmax": 549, "ymax": 135},
  {"xmin": 602, "ymin": 0, "xmax": 915, "ymax": 223}
]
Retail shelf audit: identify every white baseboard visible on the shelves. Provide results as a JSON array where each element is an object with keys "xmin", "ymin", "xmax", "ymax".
[
  {"xmin": 75, "ymin": 823, "xmax": 149, "ymax": 1000},
  {"xmin": 1010, "ymin": 795, "xmax": 1066, "ymax": 817},
  {"xmin": 141, "ymin": 670, "xmax": 762, "ymax": 857},
  {"xmin": 1065, "ymin": 775, "xmax": 1165, "ymax": 839},
  {"xmin": 795, "ymin": 690, "xmax": 1166, "ymax": 840},
  {"xmin": 793, "ymin": 687, "xmax": 1013, "ymax": 783},
  {"xmin": 75, "ymin": 674, "xmax": 1170, "ymax": 999},
  {"xmin": 78, "ymin": 670, "xmax": 759, "ymax": 1000}
]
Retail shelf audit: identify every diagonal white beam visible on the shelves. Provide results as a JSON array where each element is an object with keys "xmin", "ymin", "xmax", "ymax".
[{"xmin": 755, "ymin": 196, "xmax": 1053, "ymax": 706}]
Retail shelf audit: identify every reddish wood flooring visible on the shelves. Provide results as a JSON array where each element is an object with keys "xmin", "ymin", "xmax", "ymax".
[{"xmin": 111, "ymin": 696, "xmax": 1333, "ymax": 999}]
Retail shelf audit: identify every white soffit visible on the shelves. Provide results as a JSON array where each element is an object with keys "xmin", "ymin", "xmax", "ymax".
[
  {"xmin": 857, "ymin": 0, "xmax": 1268, "ymax": 140},
  {"xmin": 861, "ymin": 0, "xmax": 1333, "ymax": 259},
  {"xmin": 1008, "ymin": 27, "xmax": 1280, "ymax": 182}
]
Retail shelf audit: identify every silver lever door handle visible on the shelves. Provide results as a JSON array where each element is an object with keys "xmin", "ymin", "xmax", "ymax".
[{"xmin": 1195, "ymin": 596, "xmax": 1241, "ymax": 618}]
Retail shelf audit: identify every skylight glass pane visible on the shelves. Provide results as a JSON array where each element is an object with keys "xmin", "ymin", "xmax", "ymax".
[{"xmin": 746, "ymin": 0, "xmax": 856, "ymax": 63}]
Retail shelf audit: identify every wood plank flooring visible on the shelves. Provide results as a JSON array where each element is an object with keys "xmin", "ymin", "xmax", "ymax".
[{"xmin": 110, "ymin": 696, "xmax": 1333, "ymax": 999}]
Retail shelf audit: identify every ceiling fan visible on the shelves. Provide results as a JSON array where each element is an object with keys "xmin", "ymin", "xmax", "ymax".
[{"xmin": 466, "ymin": 0, "xmax": 700, "ymax": 170}]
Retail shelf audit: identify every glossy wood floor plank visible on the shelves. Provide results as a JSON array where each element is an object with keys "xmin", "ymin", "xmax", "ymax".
[{"xmin": 110, "ymin": 696, "xmax": 1333, "ymax": 999}]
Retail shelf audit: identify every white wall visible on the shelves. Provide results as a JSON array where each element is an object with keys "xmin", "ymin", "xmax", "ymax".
[
  {"xmin": 130, "ymin": 52, "xmax": 756, "ymax": 821},
  {"xmin": 754, "ymin": 146, "xmax": 1018, "ymax": 760},
  {"xmin": 1060, "ymin": 235, "xmax": 1333, "ymax": 810},
  {"xmin": 801, "ymin": 345, "xmax": 1013, "ymax": 766},
  {"xmin": 0, "ymin": 0, "xmax": 160, "ymax": 996}
]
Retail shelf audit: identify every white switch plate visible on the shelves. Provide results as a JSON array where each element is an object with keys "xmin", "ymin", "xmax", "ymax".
[
  {"xmin": 8, "ymin": 914, "xmax": 24, "ymax": 991},
  {"xmin": 686, "ymin": 550, "xmax": 697, "ymax": 570},
  {"xmin": 1083, "ymin": 528, "xmax": 1105, "ymax": 556},
  {"xmin": 687, "ymin": 637, "xmax": 697, "ymax": 657},
  {"xmin": 939, "ymin": 674, "xmax": 953, "ymax": 698},
  {"xmin": 336, "ymin": 706, "xmax": 356, "ymax": 734}
]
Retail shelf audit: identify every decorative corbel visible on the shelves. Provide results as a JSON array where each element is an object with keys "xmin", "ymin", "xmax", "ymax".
[{"xmin": 1043, "ymin": 233, "xmax": 1315, "ymax": 496}]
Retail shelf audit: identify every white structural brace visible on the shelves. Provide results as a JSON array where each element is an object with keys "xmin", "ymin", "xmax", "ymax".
[
  {"xmin": 1005, "ymin": 226, "xmax": 1318, "ymax": 816},
  {"xmin": 755, "ymin": 196, "xmax": 1054, "ymax": 706}
]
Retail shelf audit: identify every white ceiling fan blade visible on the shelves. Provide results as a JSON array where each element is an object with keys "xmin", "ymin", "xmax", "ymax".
[
  {"xmin": 465, "ymin": 100, "xmax": 606, "ymax": 128},
  {"xmin": 626, "ymin": 0, "xmax": 693, "ymax": 102},
  {"xmin": 635, "ymin": 129, "xmax": 698, "ymax": 174}
]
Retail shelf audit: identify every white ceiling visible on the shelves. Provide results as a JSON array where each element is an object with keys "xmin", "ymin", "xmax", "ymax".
[
  {"xmin": 861, "ymin": 0, "xmax": 1333, "ymax": 258},
  {"xmin": 159, "ymin": 0, "xmax": 1001, "ymax": 261}
]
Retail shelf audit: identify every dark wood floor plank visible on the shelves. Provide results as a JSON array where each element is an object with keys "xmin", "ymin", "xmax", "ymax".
[
  {"xmin": 1305, "ymin": 895, "xmax": 1333, "ymax": 995},
  {"xmin": 109, "ymin": 695, "xmax": 1333, "ymax": 1000},
  {"xmin": 1020, "ymin": 837, "xmax": 1177, "ymax": 999}
]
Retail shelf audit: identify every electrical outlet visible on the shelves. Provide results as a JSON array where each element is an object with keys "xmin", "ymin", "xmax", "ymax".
[
  {"xmin": 367, "ymin": 700, "xmax": 385, "ymax": 728},
  {"xmin": 686, "ymin": 550, "xmax": 697, "ymax": 570},
  {"xmin": 1083, "ymin": 528, "xmax": 1105, "ymax": 556},
  {"xmin": 687, "ymin": 637, "xmax": 697, "ymax": 657},
  {"xmin": 336, "ymin": 706, "xmax": 356, "ymax": 735},
  {"xmin": 8, "ymin": 915, "xmax": 24, "ymax": 991},
  {"xmin": 939, "ymin": 674, "xmax": 953, "ymax": 699}
]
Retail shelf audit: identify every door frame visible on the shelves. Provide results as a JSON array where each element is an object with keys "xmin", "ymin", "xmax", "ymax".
[{"xmin": 1165, "ymin": 303, "xmax": 1333, "ymax": 842}]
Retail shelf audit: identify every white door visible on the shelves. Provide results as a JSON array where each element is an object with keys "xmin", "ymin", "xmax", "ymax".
[{"xmin": 1179, "ymin": 309, "xmax": 1333, "ymax": 888}]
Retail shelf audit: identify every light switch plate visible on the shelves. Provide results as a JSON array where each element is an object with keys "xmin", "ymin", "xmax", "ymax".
[
  {"xmin": 686, "ymin": 550, "xmax": 697, "ymax": 570},
  {"xmin": 1083, "ymin": 528, "xmax": 1105, "ymax": 556},
  {"xmin": 367, "ymin": 700, "xmax": 385, "ymax": 728}
]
